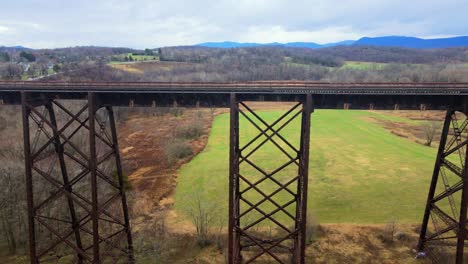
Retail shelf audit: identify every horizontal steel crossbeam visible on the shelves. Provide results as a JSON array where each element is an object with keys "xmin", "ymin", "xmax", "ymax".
[{"xmin": 2, "ymin": 81, "xmax": 468, "ymax": 110}]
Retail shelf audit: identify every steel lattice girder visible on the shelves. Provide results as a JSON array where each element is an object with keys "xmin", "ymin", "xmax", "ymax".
[
  {"xmin": 228, "ymin": 93, "xmax": 313, "ymax": 264},
  {"xmin": 418, "ymin": 110, "xmax": 468, "ymax": 264},
  {"xmin": 21, "ymin": 92, "xmax": 134, "ymax": 264}
]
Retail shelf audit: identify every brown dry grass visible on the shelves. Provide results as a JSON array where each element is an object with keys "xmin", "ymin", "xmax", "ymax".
[
  {"xmin": 382, "ymin": 110, "xmax": 446, "ymax": 121},
  {"xmin": 110, "ymin": 61, "xmax": 196, "ymax": 74},
  {"xmin": 118, "ymin": 108, "xmax": 214, "ymax": 203},
  {"xmin": 367, "ymin": 110, "xmax": 446, "ymax": 146},
  {"xmin": 306, "ymin": 224, "xmax": 428, "ymax": 264},
  {"xmin": 142, "ymin": 223, "xmax": 430, "ymax": 264}
]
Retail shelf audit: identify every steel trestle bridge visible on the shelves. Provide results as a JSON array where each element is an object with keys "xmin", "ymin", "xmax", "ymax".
[{"xmin": 1, "ymin": 81, "xmax": 468, "ymax": 263}]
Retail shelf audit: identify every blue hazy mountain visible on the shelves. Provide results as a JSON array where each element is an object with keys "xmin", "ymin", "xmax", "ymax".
[
  {"xmin": 196, "ymin": 36, "xmax": 468, "ymax": 49},
  {"xmin": 354, "ymin": 36, "xmax": 468, "ymax": 49},
  {"xmin": 0, "ymin": 45, "xmax": 31, "ymax": 51},
  {"xmin": 196, "ymin": 41, "xmax": 352, "ymax": 49}
]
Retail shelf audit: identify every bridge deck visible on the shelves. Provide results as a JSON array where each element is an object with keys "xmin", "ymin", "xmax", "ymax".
[{"xmin": 0, "ymin": 81, "xmax": 467, "ymax": 110}]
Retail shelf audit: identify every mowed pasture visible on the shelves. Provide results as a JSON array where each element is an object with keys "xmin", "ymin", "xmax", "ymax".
[{"xmin": 174, "ymin": 109, "xmax": 446, "ymax": 225}]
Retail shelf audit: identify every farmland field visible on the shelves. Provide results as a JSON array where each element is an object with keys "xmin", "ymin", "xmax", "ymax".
[
  {"xmin": 342, "ymin": 61, "xmax": 389, "ymax": 70},
  {"xmin": 174, "ymin": 109, "xmax": 442, "ymax": 225},
  {"xmin": 109, "ymin": 53, "xmax": 159, "ymax": 64}
]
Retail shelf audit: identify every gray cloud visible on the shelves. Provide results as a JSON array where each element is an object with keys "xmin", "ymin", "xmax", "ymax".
[{"xmin": 0, "ymin": 0, "xmax": 467, "ymax": 48}]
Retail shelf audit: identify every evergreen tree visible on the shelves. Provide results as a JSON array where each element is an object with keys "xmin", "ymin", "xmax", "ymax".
[
  {"xmin": 0, "ymin": 52, "xmax": 10, "ymax": 62},
  {"xmin": 19, "ymin": 51, "xmax": 36, "ymax": 62}
]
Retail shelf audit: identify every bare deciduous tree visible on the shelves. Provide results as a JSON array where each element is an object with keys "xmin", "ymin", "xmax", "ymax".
[
  {"xmin": 188, "ymin": 193, "xmax": 222, "ymax": 247},
  {"xmin": 424, "ymin": 121, "xmax": 440, "ymax": 146}
]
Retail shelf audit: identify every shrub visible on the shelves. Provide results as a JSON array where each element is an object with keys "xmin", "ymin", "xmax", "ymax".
[
  {"xmin": 154, "ymin": 107, "xmax": 171, "ymax": 117},
  {"xmin": 113, "ymin": 171, "xmax": 132, "ymax": 191},
  {"xmin": 187, "ymin": 194, "xmax": 222, "ymax": 248},
  {"xmin": 0, "ymin": 115, "xmax": 6, "ymax": 131},
  {"xmin": 305, "ymin": 213, "xmax": 322, "ymax": 245},
  {"xmin": 175, "ymin": 121, "xmax": 204, "ymax": 140},
  {"xmin": 164, "ymin": 139, "xmax": 193, "ymax": 164},
  {"xmin": 378, "ymin": 219, "xmax": 398, "ymax": 244},
  {"xmin": 170, "ymin": 107, "xmax": 184, "ymax": 117},
  {"xmin": 395, "ymin": 231, "xmax": 410, "ymax": 242}
]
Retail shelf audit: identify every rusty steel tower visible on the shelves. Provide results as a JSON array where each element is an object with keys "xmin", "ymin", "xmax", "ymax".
[
  {"xmin": 418, "ymin": 109, "xmax": 468, "ymax": 264},
  {"xmin": 228, "ymin": 94, "xmax": 313, "ymax": 263},
  {"xmin": 21, "ymin": 92, "xmax": 134, "ymax": 263}
]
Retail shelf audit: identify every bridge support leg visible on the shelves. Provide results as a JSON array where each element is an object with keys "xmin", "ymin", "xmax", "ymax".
[
  {"xmin": 418, "ymin": 109, "xmax": 468, "ymax": 263},
  {"xmin": 21, "ymin": 92, "xmax": 134, "ymax": 263},
  {"xmin": 228, "ymin": 94, "xmax": 313, "ymax": 264},
  {"xmin": 46, "ymin": 101, "xmax": 85, "ymax": 264}
]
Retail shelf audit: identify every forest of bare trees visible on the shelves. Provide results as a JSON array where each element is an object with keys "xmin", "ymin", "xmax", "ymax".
[
  {"xmin": 2, "ymin": 45, "xmax": 468, "ymax": 82},
  {"xmin": 0, "ymin": 106, "xmax": 28, "ymax": 255},
  {"xmin": 44, "ymin": 55, "xmax": 468, "ymax": 83}
]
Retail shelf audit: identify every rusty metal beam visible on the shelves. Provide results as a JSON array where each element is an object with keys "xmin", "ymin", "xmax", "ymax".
[
  {"xmin": 22, "ymin": 92, "xmax": 38, "ymax": 264},
  {"xmin": 296, "ymin": 94, "xmax": 312, "ymax": 263},
  {"xmin": 88, "ymin": 92, "xmax": 100, "ymax": 263},
  {"xmin": 456, "ymin": 139, "xmax": 468, "ymax": 263},
  {"xmin": 229, "ymin": 93, "xmax": 241, "ymax": 263},
  {"xmin": 45, "ymin": 102, "xmax": 85, "ymax": 264},
  {"xmin": 107, "ymin": 105, "xmax": 135, "ymax": 263}
]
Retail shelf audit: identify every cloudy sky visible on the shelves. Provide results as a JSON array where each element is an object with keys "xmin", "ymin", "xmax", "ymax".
[{"xmin": 0, "ymin": 0, "xmax": 467, "ymax": 49}]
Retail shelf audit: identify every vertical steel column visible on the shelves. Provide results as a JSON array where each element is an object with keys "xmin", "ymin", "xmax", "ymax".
[
  {"xmin": 107, "ymin": 106, "xmax": 135, "ymax": 263},
  {"xmin": 229, "ymin": 93, "xmax": 240, "ymax": 264},
  {"xmin": 296, "ymin": 94, "xmax": 312, "ymax": 264},
  {"xmin": 456, "ymin": 142, "xmax": 468, "ymax": 263},
  {"xmin": 418, "ymin": 109, "xmax": 468, "ymax": 263},
  {"xmin": 22, "ymin": 92, "xmax": 38, "ymax": 264},
  {"xmin": 45, "ymin": 102, "xmax": 84, "ymax": 264},
  {"xmin": 88, "ymin": 92, "xmax": 100, "ymax": 263},
  {"xmin": 418, "ymin": 110, "xmax": 453, "ymax": 251}
]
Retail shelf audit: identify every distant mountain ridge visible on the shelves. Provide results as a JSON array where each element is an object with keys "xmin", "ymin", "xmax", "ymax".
[
  {"xmin": 197, "ymin": 40, "xmax": 353, "ymax": 49},
  {"xmin": 0, "ymin": 45, "xmax": 32, "ymax": 51},
  {"xmin": 354, "ymin": 36, "xmax": 468, "ymax": 49},
  {"xmin": 197, "ymin": 36, "xmax": 468, "ymax": 49},
  {"xmin": 3, "ymin": 36, "xmax": 468, "ymax": 51}
]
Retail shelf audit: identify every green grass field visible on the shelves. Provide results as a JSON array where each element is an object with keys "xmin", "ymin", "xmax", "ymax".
[
  {"xmin": 174, "ymin": 110, "xmax": 444, "ymax": 225},
  {"xmin": 342, "ymin": 61, "xmax": 389, "ymax": 70},
  {"xmin": 110, "ymin": 53, "xmax": 159, "ymax": 64}
]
